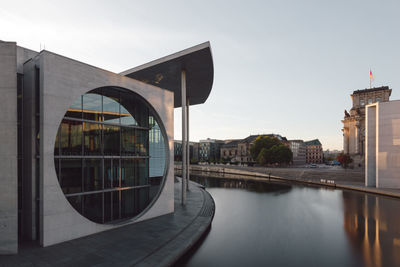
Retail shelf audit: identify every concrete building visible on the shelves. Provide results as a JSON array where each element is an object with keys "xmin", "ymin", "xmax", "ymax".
[
  {"xmin": 220, "ymin": 139, "xmax": 240, "ymax": 162},
  {"xmin": 199, "ymin": 138, "xmax": 224, "ymax": 162},
  {"xmin": 288, "ymin": 140, "xmax": 306, "ymax": 165},
  {"xmin": 342, "ymin": 86, "xmax": 392, "ymax": 167},
  {"xmin": 305, "ymin": 139, "xmax": 323, "ymax": 164},
  {"xmin": 365, "ymin": 100, "xmax": 400, "ymax": 188},
  {"xmin": 0, "ymin": 41, "xmax": 213, "ymax": 254},
  {"xmin": 174, "ymin": 141, "xmax": 199, "ymax": 162}
]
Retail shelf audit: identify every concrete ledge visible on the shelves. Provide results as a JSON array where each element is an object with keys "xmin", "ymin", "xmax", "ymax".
[{"xmin": 0, "ymin": 180, "xmax": 215, "ymax": 267}]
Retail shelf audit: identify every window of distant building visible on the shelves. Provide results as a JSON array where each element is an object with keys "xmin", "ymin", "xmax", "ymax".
[
  {"xmin": 360, "ymin": 99, "xmax": 365, "ymax": 106},
  {"xmin": 376, "ymin": 97, "xmax": 381, "ymax": 102},
  {"xmin": 368, "ymin": 98, "xmax": 373, "ymax": 104}
]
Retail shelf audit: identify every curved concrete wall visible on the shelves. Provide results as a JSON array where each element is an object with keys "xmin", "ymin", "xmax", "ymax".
[{"xmin": 38, "ymin": 51, "xmax": 174, "ymax": 246}]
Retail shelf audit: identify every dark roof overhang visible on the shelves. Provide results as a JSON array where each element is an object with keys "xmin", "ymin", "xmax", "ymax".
[{"xmin": 120, "ymin": 42, "xmax": 214, "ymax": 108}]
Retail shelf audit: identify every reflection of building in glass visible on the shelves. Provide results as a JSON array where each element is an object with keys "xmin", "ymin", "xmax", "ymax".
[
  {"xmin": 342, "ymin": 191, "xmax": 400, "ymax": 267},
  {"xmin": 342, "ymin": 86, "xmax": 392, "ymax": 168},
  {"xmin": 0, "ymin": 41, "xmax": 214, "ymax": 254}
]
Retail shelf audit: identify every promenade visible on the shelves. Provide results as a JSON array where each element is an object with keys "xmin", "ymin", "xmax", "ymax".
[
  {"xmin": 176, "ymin": 164, "xmax": 400, "ymax": 199},
  {"xmin": 0, "ymin": 179, "xmax": 214, "ymax": 267}
]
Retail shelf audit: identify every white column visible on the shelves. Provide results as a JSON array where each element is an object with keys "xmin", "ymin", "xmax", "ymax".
[
  {"xmin": 186, "ymin": 98, "xmax": 190, "ymax": 191},
  {"xmin": 181, "ymin": 70, "xmax": 187, "ymax": 205}
]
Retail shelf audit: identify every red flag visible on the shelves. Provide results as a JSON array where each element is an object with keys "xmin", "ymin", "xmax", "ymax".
[{"xmin": 370, "ymin": 70, "xmax": 373, "ymax": 80}]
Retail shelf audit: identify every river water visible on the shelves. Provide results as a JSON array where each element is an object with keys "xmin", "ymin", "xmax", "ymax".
[{"xmin": 177, "ymin": 173, "xmax": 400, "ymax": 267}]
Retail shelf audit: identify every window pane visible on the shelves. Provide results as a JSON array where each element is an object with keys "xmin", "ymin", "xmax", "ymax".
[
  {"xmin": 136, "ymin": 129, "xmax": 148, "ymax": 156},
  {"xmin": 60, "ymin": 119, "xmax": 82, "ymax": 155},
  {"xmin": 65, "ymin": 96, "xmax": 82, "ymax": 119},
  {"xmin": 135, "ymin": 188, "xmax": 149, "ymax": 215},
  {"xmin": 121, "ymin": 159, "xmax": 135, "ymax": 187},
  {"xmin": 113, "ymin": 159, "xmax": 120, "ymax": 187},
  {"xmin": 149, "ymin": 119, "xmax": 165, "ymax": 178},
  {"xmin": 121, "ymin": 189, "xmax": 134, "ymax": 219},
  {"xmin": 137, "ymin": 158, "xmax": 148, "ymax": 186},
  {"xmin": 112, "ymin": 191, "xmax": 120, "ymax": 220},
  {"xmin": 60, "ymin": 159, "xmax": 82, "ymax": 194},
  {"xmin": 83, "ymin": 122, "xmax": 102, "ymax": 155},
  {"xmin": 103, "ymin": 95, "xmax": 120, "ymax": 124},
  {"xmin": 104, "ymin": 159, "xmax": 112, "ymax": 189},
  {"xmin": 103, "ymin": 125, "xmax": 120, "ymax": 155},
  {"xmin": 83, "ymin": 193, "xmax": 103, "ymax": 223},
  {"xmin": 84, "ymin": 159, "xmax": 103, "ymax": 191},
  {"xmin": 104, "ymin": 192, "xmax": 111, "ymax": 223},
  {"xmin": 120, "ymin": 92, "xmax": 137, "ymax": 126},
  {"xmin": 83, "ymin": 93, "xmax": 102, "ymax": 122},
  {"xmin": 121, "ymin": 127, "xmax": 135, "ymax": 155}
]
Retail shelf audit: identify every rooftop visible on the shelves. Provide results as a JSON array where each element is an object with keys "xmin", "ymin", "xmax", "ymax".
[
  {"xmin": 120, "ymin": 42, "xmax": 214, "ymax": 108},
  {"xmin": 304, "ymin": 139, "xmax": 322, "ymax": 146},
  {"xmin": 352, "ymin": 86, "xmax": 391, "ymax": 95}
]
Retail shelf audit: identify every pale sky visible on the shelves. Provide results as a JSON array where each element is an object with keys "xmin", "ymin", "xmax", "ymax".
[{"xmin": 2, "ymin": 0, "xmax": 400, "ymax": 150}]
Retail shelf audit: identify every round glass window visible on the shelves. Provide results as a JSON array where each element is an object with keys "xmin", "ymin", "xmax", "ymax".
[{"xmin": 54, "ymin": 87, "xmax": 168, "ymax": 224}]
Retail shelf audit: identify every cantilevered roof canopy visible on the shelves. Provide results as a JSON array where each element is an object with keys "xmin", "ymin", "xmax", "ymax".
[{"xmin": 120, "ymin": 42, "xmax": 214, "ymax": 108}]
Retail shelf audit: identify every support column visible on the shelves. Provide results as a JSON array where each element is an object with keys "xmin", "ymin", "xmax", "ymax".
[
  {"xmin": 181, "ymin": 70, "xmax": 187, "ymax": 205},
  {"xmin": 186, "ymin": 98, "xmax": 190, "ymax": 191}
]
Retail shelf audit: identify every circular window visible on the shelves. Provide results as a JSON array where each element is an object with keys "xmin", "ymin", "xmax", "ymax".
[{"xmin": 54, "ymin": 87, "xmax": 168, "ymax": 224}]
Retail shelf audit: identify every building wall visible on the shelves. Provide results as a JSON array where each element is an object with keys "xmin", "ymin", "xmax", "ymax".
[
  {"xmin": 0, "ymin": 42, "xmax": 18, "ymax": 254},
  {"xmin": 33, "ymin": 51, "xmax": 174, "ymax": 246},
  {"xmin": 366, "ymin": 101, "xmax": 400, "ymax": 188},
  {"xmin": 365, "ymin": 105, "xmax": 376, "ymax": 187}
]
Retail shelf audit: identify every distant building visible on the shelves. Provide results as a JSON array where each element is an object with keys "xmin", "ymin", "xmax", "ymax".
[
  {"xmin": 174, "ymin": 141, "xmax": 199, "ymax": 162},
  {"xmin": 342, "ymin": 86, "xmax": 392, "ymax": 167},
  {"xmin": 305, "ymin": 139, "xmax": 323, "ymax": 164},
  {"xmin": 288, "ymin": 140, "xmax": 306, "ymax": 165},
  {"xmin": 199, "ymin": 138, "xmax": 224, "ymax": 162},
  {"xmin": 220, "ymin": 139, "xmax": 240, "ymax": 161},
  {"xmin": 365, "ymin": 100, "xmax": 400, "ymax": 188},
  {"xmin": 323, "ymin": 149, "xmax": 342, "ymax": 162}
]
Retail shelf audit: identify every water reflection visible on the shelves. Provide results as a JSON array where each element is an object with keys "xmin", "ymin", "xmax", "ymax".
[
  {"xmin": 179, "ymin": 174, "xmax": 400, "ymax": 267},
  {"xmin": 343, "ymin": 191, "xmax": 400, "ymax": 267},
  {"xmin": 190, "ymin": 175, "xmax": 292, "ymax": 194}
]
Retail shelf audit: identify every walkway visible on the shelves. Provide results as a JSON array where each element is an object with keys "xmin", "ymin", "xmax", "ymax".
[{"xmin": 0, "ymin": 179, "xmax": 215, "ymax": 267}]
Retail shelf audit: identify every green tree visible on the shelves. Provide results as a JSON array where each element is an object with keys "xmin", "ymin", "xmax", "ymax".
[
  {"xmin": 250, "ymin": 136, "xmax": 281, "ymax": 160},
  {"xmin": 250, "ymin": 136, "xmax": 292, "ymax": 165}
]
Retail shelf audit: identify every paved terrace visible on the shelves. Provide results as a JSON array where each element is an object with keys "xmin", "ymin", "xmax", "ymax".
[
  {"xmin": 0, "ymin": 180, "xmax": 215, "ymax": 267},
  {"xmin": 176, "ymin": 164, "xmax": 400, "ymax": 198}
]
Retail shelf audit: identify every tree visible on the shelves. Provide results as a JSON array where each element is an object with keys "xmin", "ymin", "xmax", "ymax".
[
  {"xmin": 337, "ymin": 153, "xmax": 353, "ymax": 168},
  {"xmin": 250, "ymin": 136, "xmax": 281, "ymax": 160},
  {"xmin": 251, "ymin": 136, "xmax": 293, "ymax": 165}
]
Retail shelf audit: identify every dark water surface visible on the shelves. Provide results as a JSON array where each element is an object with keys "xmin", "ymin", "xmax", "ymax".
[{"xmin": 178, "ymin": 174, "xmax": 400, "ymax": 267}]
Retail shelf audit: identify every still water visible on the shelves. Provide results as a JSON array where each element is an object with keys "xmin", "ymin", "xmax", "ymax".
[{"xmin": 178, "ymin": 174, "xmax": 400, "ymax": 267}]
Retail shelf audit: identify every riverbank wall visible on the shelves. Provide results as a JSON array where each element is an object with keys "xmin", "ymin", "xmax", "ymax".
[{"xmin": 175, "ymin": 164, "xmax": 400, "ymax": 199}]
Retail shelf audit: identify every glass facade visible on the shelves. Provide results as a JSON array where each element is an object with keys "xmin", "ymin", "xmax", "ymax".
[{"xmin": 54, "ymin": 87, "xmax": 167, "ymax": 224}]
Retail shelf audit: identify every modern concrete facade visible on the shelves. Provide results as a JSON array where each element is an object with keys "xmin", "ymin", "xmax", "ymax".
[
  {"xmin": 288, "ymin": 140, "xmax": 306, "ymax": 165},
  {"xmin": 199, "ymin": 138, "xmax": 224, "ymax": 162},
  {"xmin": 342, "ymin": 86, "xmax": 392, "ymax": 167},
  {"xmin": 365, "ymin": 100, "xmax": 400, "ymax": 188},
  {"xmin": 0, "ymin": 41, "xmax": 214, "ymax": 254}
]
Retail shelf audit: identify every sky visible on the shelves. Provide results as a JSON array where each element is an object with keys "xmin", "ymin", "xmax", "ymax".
[{"xmin": 2, "ymin": 0, "xmax": 400, "ymax": 150}]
